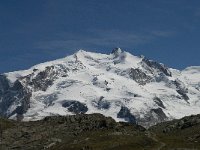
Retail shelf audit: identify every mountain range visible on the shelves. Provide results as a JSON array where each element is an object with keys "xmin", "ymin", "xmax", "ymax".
[{"xmin": 0, "ymin": 48, "xmax": 199, "ymax": 127}]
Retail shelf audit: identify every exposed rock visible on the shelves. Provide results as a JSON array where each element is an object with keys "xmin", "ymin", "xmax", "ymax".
[
  {"xmin": 0, "ymin": 113, "xmax": 152, "ymax": 150},
  {"xmin": 0, "ymin": 65, "xmax": 64, "ymax": 118},
  {"xmin": 153, "ymin": 97, "xmax": 165, "ymax": 109},
  {"xmin": 0, "ymin": 49, "xmax": 199, "ymax": 130},
  {"xmin": 138, "ymin": 108, "xmax": 167, "ymax": 127},
  {"xmin": 142, "ymin": 58, "xmax": 172, "ymax": 76},
  {"xmin": 126, "ymin": 91, "xmax": 141, "ymax": 97},
  {"xmin": 129, "ymin": 68, "xmax": 152, "ymax": 85},
  {"xmin": 162, "ymin": 114, "xmax": 200, "ymax": 133},
  {"xmin": 111, "ymin": 47, "xmax": 123, "ymax": 58},
  {"xmin": 151, "ymin": 108, "xmax": 167, "ymax": 121},
  {"xmin": 149, "ymin": 114, "xmax": 200, "ymax": 148},
  {"xmin": 57, "ymin": 80, "xmax": 79, "ymax": 89},
  {"xmin": 21, "ymin": 66, "xmax": 57, "ymax": 91},
  {"xmin": 62, "ymin": 100, "xmax": 88, "ymax": 114},
  {"xmin": 117, "ymin": 106, "xmax": 136, "ymax": 123},
  {"xmin": 0, "ymin": 75, "xmax": 10, "ymax": 94},
  {"xmin": 173, "ymin": 79, "xmax": 189, "ymax": 101},
  {"xmin": 92, "ymin": 96, "xmax": 111, "ymax": 110},
  {"xmin": 176, "ymin": 89, "xmax": 189, "ymax": 101},
  {"xmin": 35, "ymin": 93, "xmax": 58, "ymax": 107},
  {"xmin": 0, "ymin": 76, "xmax": 31, "ymax": 118}
]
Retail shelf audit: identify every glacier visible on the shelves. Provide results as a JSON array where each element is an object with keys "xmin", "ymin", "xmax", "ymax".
[{"xmin": 0, "ymin": 48, "xmax": 199, "ymax": 127}]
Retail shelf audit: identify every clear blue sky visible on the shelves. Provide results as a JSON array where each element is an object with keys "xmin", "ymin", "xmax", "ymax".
[{"xmin": 0, "ymin": 0, "xmax": 200, "ymax": 73}]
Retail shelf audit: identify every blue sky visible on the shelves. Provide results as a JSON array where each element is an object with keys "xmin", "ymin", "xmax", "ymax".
[{"xmin": 0, "ymin": 0, "xmax": 200, "ymax": 73}]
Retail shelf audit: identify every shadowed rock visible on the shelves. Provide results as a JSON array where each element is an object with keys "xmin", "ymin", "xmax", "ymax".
[
  {"xmin": 129, "ymin": 68, "xmax": 152, "ymax": 85},
  {"xmin": 22, "ymin": 66, "xmax": 57, "ymax": 91},
  {"xmin": 0, "ymin": 75, "xmax": 31, "ymax": 118},
  {"xmin": 137, "ymin": 108, "xmax": 167, "ymax": 127},
  {"xmin": 151, "ymin": 108, "xmax": 167, "ymax": 121},
  {"xmin": 153, "ymin": 97, "xmax": 165, "ymax": 109},
  {"xmin": 172, "ymin": 80, "xmax": 189, "ymax": 101},
  {"xmin": 117, "ymin": 106, "xmax": 136, "ymax": 123},
  {"xmin": 92, "ymin": 96, "xmax": 111, "ymax": 110},
  {"xmin": 142, "ymin": 58, "xmax": 172, "ymax": 76},
  {"xmin": 111, "ymin": 47, "xmax": 123, "ymax": 58},
  {"xmin": 62, "ymin": 100, "xmax": 88, "ymax": 114}
]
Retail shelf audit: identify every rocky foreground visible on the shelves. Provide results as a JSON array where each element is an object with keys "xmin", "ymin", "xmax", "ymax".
[{"xmin": 1, "ymin": 113, "xmax": 200, "ymax": 150}]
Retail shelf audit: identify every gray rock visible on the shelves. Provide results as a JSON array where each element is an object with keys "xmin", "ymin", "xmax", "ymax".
[
  {"xmin": 0, "ymin": 75, "xmax": 10, "ymax": 95},
  {"xmin": 153, "ymin": 97, "xmax": 165, "ymax": 109},
  {"xmin": 0, "ymin": 75, "xmax": 31, "ymax": 118},
  {"xmin": 117, "ymin": 106, "xmax": 136, "ymax": 124},
  {"xmin": 129, "ymin": 68, "xmax": 152, "ymax": 85},
  {"xmin": 62, "ymin": 100, "xmax": 88, "ymax": 114},
  {"xmin": 92, "ymin": 96, "xmax": 111, "ymax": 110},
  {"xmin": 23, "ymin": 66, "xmax": 57, "ymax": 91},
  {"xmin": 137, "ymin": 108, "xmax": 168, "ymax": 127},
  {"xmin": 111, "ymin": 48, "xmax": 123, "ymax": 58},
  {"xmin": 151, "ymin": 108, "xmax": 167, "ymax": 121},
  {"xmin": 142, "ymin": 58, "xmax": 172, "ymax": 76},
  {"xmin": 172, "ymin": 80, "xmax": 189, "ymax": 101}
]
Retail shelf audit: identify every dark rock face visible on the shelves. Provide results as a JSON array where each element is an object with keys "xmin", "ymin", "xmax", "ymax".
[
  {"xmin": 138, "ymin": 108, "xmax": 167, "ymax": 127},
  {"xmin": 35, "ymin": 93, "xmax": 58, "ymax": 107},
  {"xmin": 172, "ymin": 80, "xmax": 189, "ymax": 101},
  {"xmin": 10, "ymin": 80, "xmax": 31, "ymax": 118},
  {"xmin": 154, "ymin": 73, "xmax": 169, "ymax": 82},
  {"xmin": 0, "ymin": 75, "xmax": 11, "ymax": 116},
  {"xmin": 111, "ymin": 48, "xmax": 123, "ymax": 58},
  {"xmin": 0, "ymin": 66, "xmax": 62, "ymax": 119},
  {"xmin": 151, "ymin": 108, "xmax": 167, "ymax": 121},
  {"xmin": 117, "ymin": 106, "xmax": 136, "ymax": 123},
  {"xmin": 57, "ymin": 80, "xmax": 79, "ymax": 89},
  {"xmin": 0, "ymin": 75, "xmax": 10, "ymax": 95},
  {"xmin": 129, "ymin": 68, "xmax": 152, "ymax": 85},
  {"xmin": 0, "ymin": 75, "xmax": 31, "ymax": 118},
  {"xmin": 62, "ymin": 100, "xmax": 88, "ymax": 114},
  {"xmin": 92, "ymin": 96, "xmax": 111, "ymax": 110},
  {"xmin": 142, "ymin": 58, "xmax": 172, "ymax": 77},
  {"xmin": 176, "ymin": 90, "xmax": 189, "ymax": 101},
  {"xmin": 153, "ymin": 97, "xmax": 165, "ymax": 109},
  {"xmin": 21, "ymin": 66, "xmax": 58, "ymax": 91}
]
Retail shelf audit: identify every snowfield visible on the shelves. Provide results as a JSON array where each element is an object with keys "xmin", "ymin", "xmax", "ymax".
[{"xmin": 1, "ymin": 48, "xmax": 200, "ymax": 127}]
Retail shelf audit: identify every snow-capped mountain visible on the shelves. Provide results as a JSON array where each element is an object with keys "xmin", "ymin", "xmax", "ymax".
[{"xmin": 0, "ymin": 48, "xmax": 200, "ymax": 127}]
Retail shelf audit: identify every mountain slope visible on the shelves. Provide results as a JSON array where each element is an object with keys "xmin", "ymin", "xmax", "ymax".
[
  {"xmin": 1, "ymin": 113, "xmax": 200, "ymax": 150},
  {"xmin": 0, "ymin": 48, "xmax": 199, "ymax": 127},
  {"xmin": 0, "ymin": 114, "xmax": 158, "ymax": 150},
  {"xmin": 150, "ymin": 114, "xmax": 200, "ymax": 149}
]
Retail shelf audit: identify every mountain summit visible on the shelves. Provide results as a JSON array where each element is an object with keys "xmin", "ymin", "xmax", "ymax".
[{"xmin": 0, "ymin": 48, "xmax": 199, "ymax": 127}]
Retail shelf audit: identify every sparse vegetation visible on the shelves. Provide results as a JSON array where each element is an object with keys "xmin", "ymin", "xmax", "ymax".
[
  {"xmin": 150, "ymin": 114, "xmax": 200, "ymax": 149},
  {"xmin": 1, "ymin": 113, "xmax": 200, "ymax": 150}
]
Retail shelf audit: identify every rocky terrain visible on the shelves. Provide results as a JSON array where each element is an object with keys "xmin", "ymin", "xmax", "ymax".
[
  {"xmin": 1, "ymin": 113, "xmax": 200, "ymax": 150},
  {"xmin": 0, "ymin": 113, "xmax": 158, "ymax": 150},
  {"xmin": 150, "ymin": 114, "xmax": 200, "ymax": 149}
]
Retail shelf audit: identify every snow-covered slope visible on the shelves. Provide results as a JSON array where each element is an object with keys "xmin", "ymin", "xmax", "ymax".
[{"xmin": 0, "ymin": 48, "xmax": 200, "ymax": 127}]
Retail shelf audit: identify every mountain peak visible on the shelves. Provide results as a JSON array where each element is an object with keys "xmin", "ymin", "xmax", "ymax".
[
  {"xmin": 76, "ymin": 49, "xmax": 88, "ymax": 54},
  {"xmin": 1, "ymin": 48, "xmax": 200, "ymax": 128},
  {"xmin": 111, "ymin": 47, "xmax": 123, "ymax": 57}
]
